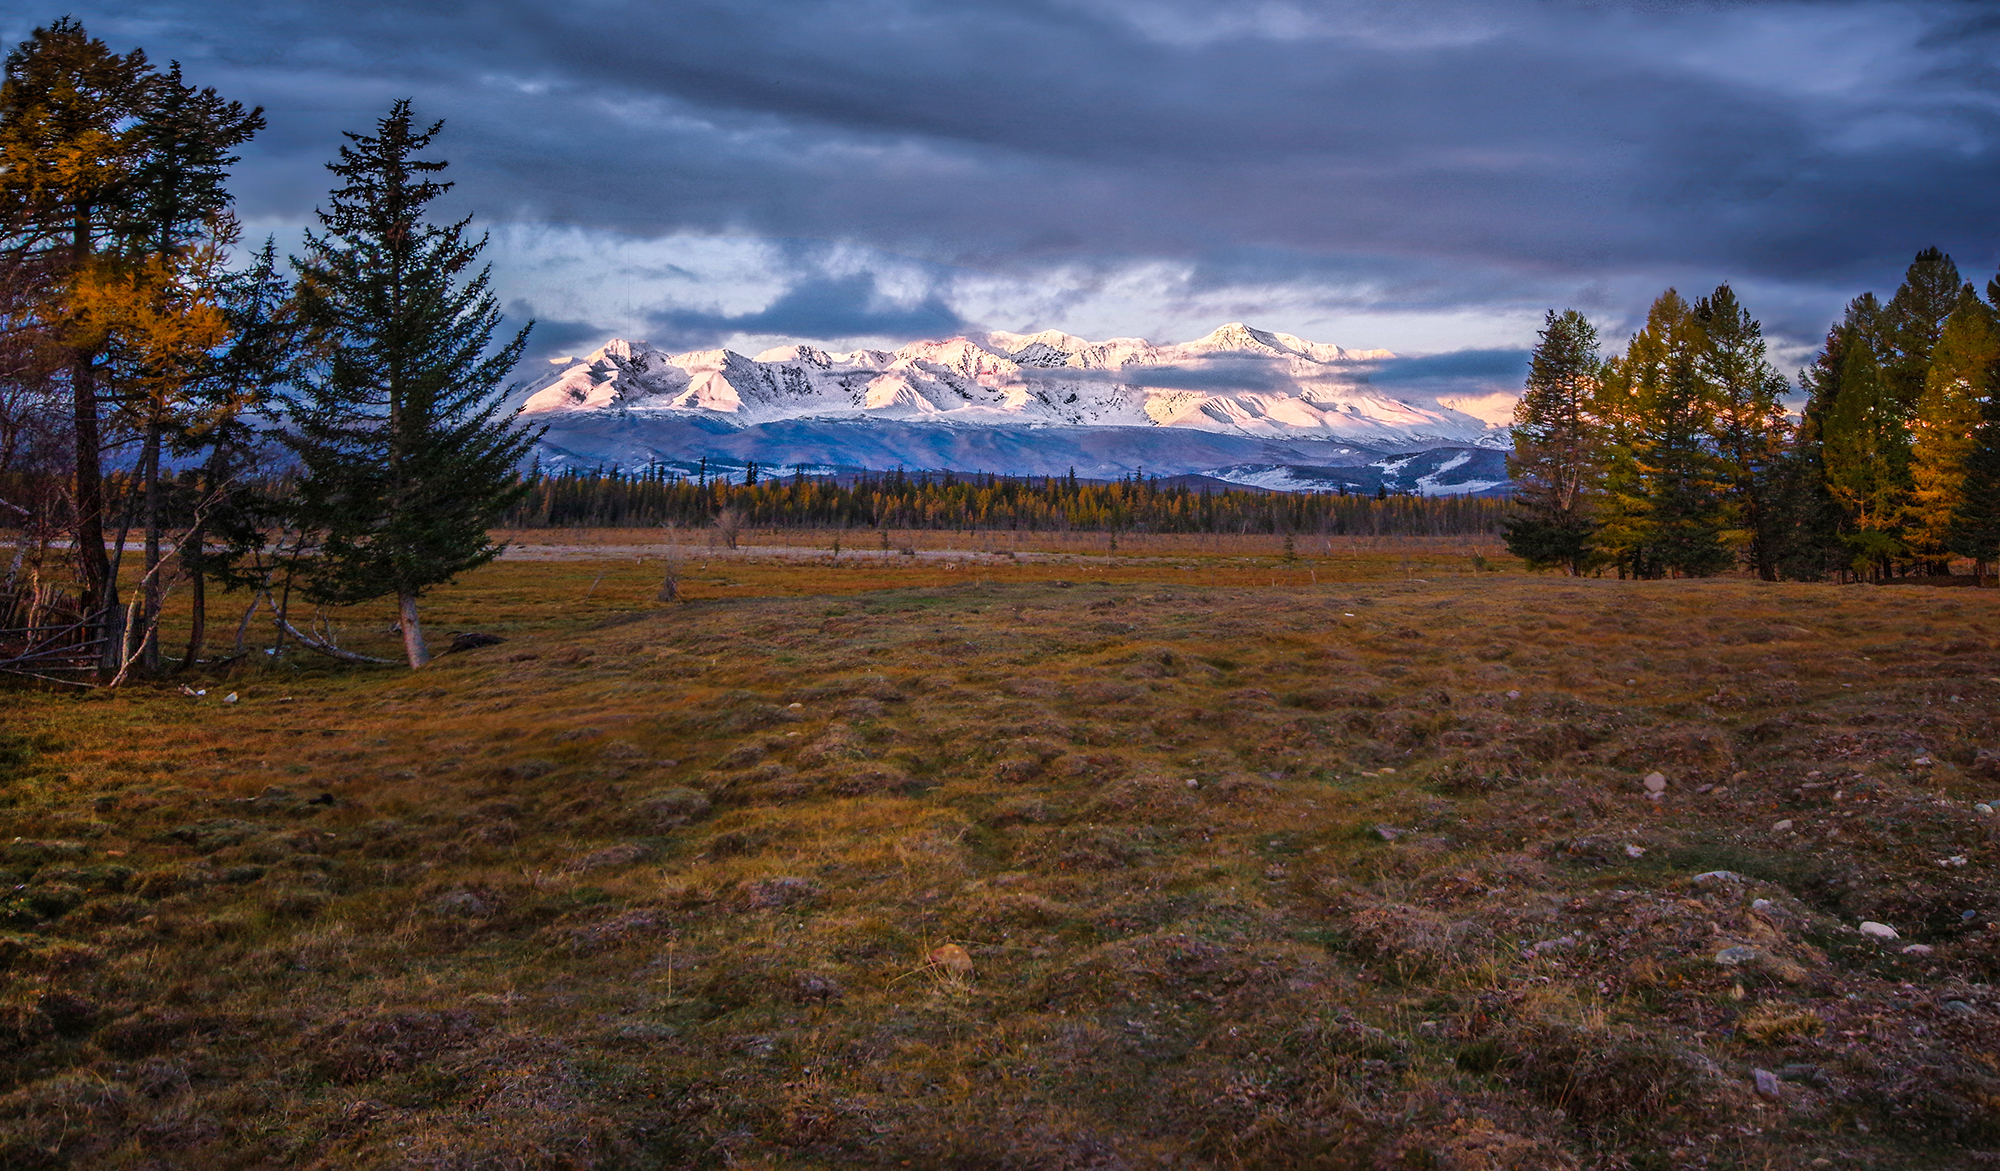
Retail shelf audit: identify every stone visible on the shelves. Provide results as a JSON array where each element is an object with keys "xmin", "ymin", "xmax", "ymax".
[
  {"xmin": 1752, "ymin": 1068, "xmax": 1782, "ymax": 1100},
  {"xmin": 928, "ymin": 943, "xmax": 974, "ymax": 978},
  {"xmin": 1751, "ymin": 898, "xmax": 1775, "ymax": 912},
  {"xmin": 1943, "ymin": 1000, "xmax": 1976, "ymax": 1017},
  {"xmin": 1644, "ymin": 772, "xmax": 1668, "ymax": 794},
  {"xmin": 1715, "ymin": 945, "xmax": 1761, "ymax": 966},
  {"xmin": 1372, "ymin": 825, "xmax": 1401, "ymax": 842},
  {"xmin": 1773, "ymin": 819, "xmax": 1793, "ymax": 832},
  {"xmin": 1505, "ymin": 690, "xmax": 1521, "ymax": 700},
  {"xmin": 1693, "ymin": 870, "xmax": 1744, "ymax": 885},
  {"xmin": 1778, "ymin": 1064, "xmax": 1830, "ymax": 1087},
  {"xmin": 1858, "ymin": 921, "xmax": 1899, "ymax": 940}
]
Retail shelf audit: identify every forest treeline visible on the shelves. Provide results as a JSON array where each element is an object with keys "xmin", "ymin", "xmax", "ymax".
[
  {"xmin": 501, "ymin": 466, "xmax": 1507, "ymax": 536},
  {"xmin": 1506, "ymin": 252, "xmax": 2000, "ymax": 582}
]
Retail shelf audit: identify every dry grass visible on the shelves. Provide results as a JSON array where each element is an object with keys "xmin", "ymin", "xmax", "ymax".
[{"xmin": 2, "ymin": 530, "xmax": 1998, "ymax": 1168}]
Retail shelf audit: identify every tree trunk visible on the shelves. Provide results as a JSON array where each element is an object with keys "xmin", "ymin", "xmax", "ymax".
[
  {"xmin": 180, "ymin": 539, "xmax": 206, "ymax": 670},
  {"xmin": 73, "ymin": 354, "xmax": 119, "ymax": 675},
  {"xmin": 140, "ymin": 421, "xmax": 163, "ymax": 672},
  {"xmin": 233, "ymin": 594, "xmax": 260, "ymax": 654},
  {"xmin": 399, "ymin": 590, "xmax": 431, "ymax": 669}
]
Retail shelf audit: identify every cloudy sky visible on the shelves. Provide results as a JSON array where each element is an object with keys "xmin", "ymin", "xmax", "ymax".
[{"xmin": 22, "ymin": 1, "xmax": 2000, "ymax": 387}]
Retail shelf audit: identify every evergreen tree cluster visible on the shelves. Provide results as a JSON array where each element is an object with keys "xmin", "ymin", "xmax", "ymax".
[
  {"xmin": 1506, "ymin": 252, "xmax": 2000, "ymax": 583},
  {"xmin": 0, "ymin": 19, "xmax": 534, "ymax": 674},
  {"xmin": 503, "ymin": 466, "xmax": 1508, "ymax": 538}
]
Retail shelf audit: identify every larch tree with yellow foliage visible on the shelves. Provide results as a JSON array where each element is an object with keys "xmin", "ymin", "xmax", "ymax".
[
  {"xmin": 1906, "ymin": 284, "xmax": 1998, "ymax": 571},
  {"xmin": 0, "ymin": 19, "xmax": 260, "ymax": 674}
]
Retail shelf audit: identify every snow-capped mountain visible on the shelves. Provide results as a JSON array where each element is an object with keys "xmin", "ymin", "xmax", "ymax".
[
  {"xmin": 516, "ymin": 324, "xmax": 1515, "ymax": 488},
  {"xmin": 520, "ymin": 324, "xmax": 1502, "ymax": 443}
]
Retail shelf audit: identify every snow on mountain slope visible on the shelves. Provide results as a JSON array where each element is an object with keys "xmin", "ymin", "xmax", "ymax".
[
  {"xmin": 1205, "ymin": 447, "xmax": 1512, "ymax": 497},
  {"xmin": 516, "ymin": 323, "xmax": 1501, "ymax": 449}
]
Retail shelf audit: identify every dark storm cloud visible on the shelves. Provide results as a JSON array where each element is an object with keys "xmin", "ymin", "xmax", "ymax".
[
  {"xmin": 36, "ymin": 0, "xmax": 2000, "ymax": 353},
  {"xmin": 1363, "ymin": 349, "xmax": 1533, "ymax": 386},
  {"xmin": 646, "ymin": 273, "xmax": 964, "ymax": 350},
  {"xmin": 504, "ymin": 306, "xmax": 607, "ymax": 361}
]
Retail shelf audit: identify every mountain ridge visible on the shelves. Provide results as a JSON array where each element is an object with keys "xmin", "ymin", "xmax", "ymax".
[{"xmin": 516, "ymin": 323, "xmax": 1517, "ymax": 491}]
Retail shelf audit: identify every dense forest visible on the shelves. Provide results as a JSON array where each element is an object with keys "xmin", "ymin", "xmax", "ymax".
[
  {"xmin": 501, "ymin": 466, "xmax": 1506, "ymax": 537},
  {"xmin": 1506, "ymin": 254, "xmax": 2000, "ymax": 583}
]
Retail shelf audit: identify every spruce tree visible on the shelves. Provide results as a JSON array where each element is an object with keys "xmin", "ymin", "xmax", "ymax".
[
  {"xmin": 1503, "ymin": 308, "xmax": 1602, "ymax": 574},
  {"xmin": 1761, "ymin": 324, "xmax": 1851, "ymax": 581},
  {"xmin": 1694, "ymin": 285, "xmax": 1791, "ymax": 579},
  {"xmin": 1819, "ymin": 295, "xmax": 1908, "ymax": 578},
  {"xmin": 1946, "ymin": 385, "xmax": 2000, "ymax": 585},
  {"xmin": 1881, "ymin": 247, "xmax": 1963, "ymax": 412},
  {"xmin": 284, "ymin": 101, "xmax": 538, "ymax": 668}
]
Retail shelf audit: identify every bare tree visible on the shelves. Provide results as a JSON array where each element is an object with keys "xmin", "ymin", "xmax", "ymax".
[{"xmin": 713, "ymin": 506, "xmax": 743, "ymax": 550}]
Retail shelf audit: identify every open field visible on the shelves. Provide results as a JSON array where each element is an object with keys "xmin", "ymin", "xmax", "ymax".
[{"xmin": 3, "ymin": 531, "xmax": 1999, "ymax": 1168}]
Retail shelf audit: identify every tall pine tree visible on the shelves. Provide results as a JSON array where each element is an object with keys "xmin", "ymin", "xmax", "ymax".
[
  {"xmin": 1819, "ymin": 294, "xmax": 1907, "ymax": 578},
  {"xmin": 1694, "ymin": 284, "xmax": 1791, "ymax": 579},
  {"xmin": 1880, "ymin": 246, "xmax": 1963, "ymax": 413},
  {"xmin": 284, "ymin": 101, "xmax": 537, "ymax": 668},
  {"xmin": 1761, "ymin": 321, "xmax": 1852, "ymax": 581},
  {"xmin": 1503, "ymin": 308, "xmax": 1603, "ymax": 574},
  {"xmin": 1946, "ymin": 380, "xmax": 2000, "ymax": 585}
]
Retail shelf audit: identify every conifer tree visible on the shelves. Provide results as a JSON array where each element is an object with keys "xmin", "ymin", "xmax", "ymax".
[
  {"xmin": 1503, "ymin": 308, "xmax": 1602, "ymax": 573},
  {"xmin": 119, "ymin": 61, "xmax": 262, "ymax": 668},
  {"xmin": 1819, "ymin": 294, "xmax": 1908, "ymax": 578},
  {"xmin": 1946, "ymin": 386, "xmax": 2000, "ymax": 585},
  {"xmin": 1760, "ymin": 323, "xmax": 1851, "ymax": 581},
  {"xmin": 0, "ymin": 18, "xmax": 152, "ymax": 663},
  {"xmin": 1881, "ymin": 247, "xmax": 1963, "ymax": 412},
  {"xmin": 1694, "ymin": 285, "xmax": 1791, "ymax": 579},
  {"xmin": 1906, "ymin": 283, "xmax": 1997, "ymax": 571},
  {"xmin": 1596, "ymin": 290, "xmax": 1732, "ymax": 577},
  {"xmin": 178, "ymin": 238, "xmax": 296, "ymax": 667},
  {"xmin": 284, "ymin": 101, "xmax": 537, "ymax": 669}
]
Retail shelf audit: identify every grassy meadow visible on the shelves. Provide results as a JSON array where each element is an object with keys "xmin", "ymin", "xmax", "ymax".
[{"xmin": 3, "ymin": 528, "xmax": 1999, "ymax": 1168}]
